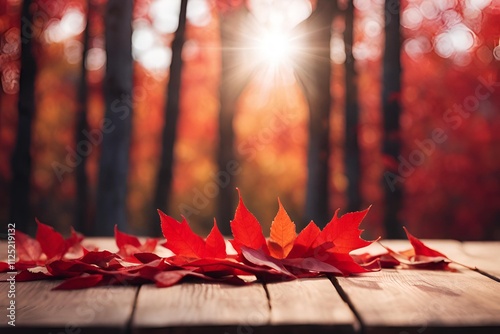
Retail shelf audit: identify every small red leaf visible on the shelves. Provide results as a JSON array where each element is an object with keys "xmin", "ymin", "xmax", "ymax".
[
  {"xmin": 287, "ymin": 221, "xmax": 321, "ymax": 258},
  {"xmin": 351, "ymin": 252, "xmax": 399, "ymax": 270},
  {"xmin": 185, "ymin": 257, "xmax": 282, "ymax": 277},
  {"xmin": 154, "ymin": 270, "xmax": 246, "ymax": 287},
  {"xmin": 114, "ymin": 226, "xmax": 158, "ymax": 262},
  {"xmin": 230, "ymin": 190, "xmax": 267, "ymax": 253},
  {"xmin": 403, "ymin": 227, "xmax": 447, "ymax": 258},
  {"xmin": 159, "ymin": 210, "xmax": 205, "ymax": 258},
  {"xmin": 241, "ymin": 246, "xmax": 294, "ymax": 277},
  {"xmin": 35, "ymin": 219, "xmax": 67, "ymax": 261},
  {"xmin": 323, "ymin": 252, "xmax": 367, "ymax": 274},
  {"xmin": 79, "ymin": 250, "xmax": 118, "ymax": 266},
  {"xmin": 16, "ymin": 270, "xmax": 53, "ymax": 281},
  {"xmin": 64, "ymin": 227, "xmax": 85, "ymax": 257},
  {"xmin": 134, "ymin": 252, "xmax": 162, "ymax": 263},
  {"xmin": 0, "ymin": 262, "xmax": 10, "ymax": 272},
  {"xmin": 378, "ymin": 243, "xmax": 450, "ymax": 270},
  {"xmin": 282, "ymin": 257, "xmax": 342, "ymax": 275},
  {"xmin": 115, "ymin": 225, "xmax": 141, "ymax": 249},
  {"xmin": 205, "ymin": 219, "xmax": 227, "ymax": 258},
  {"xmin": 53, "ymin": 274, "xmax": 104, "ymax": 290},
  {"xmin": 16, "ymin": 230, "xmax": 43, "ymax": 263},
  {"xmin": 154, "ymin": 270, "xmax": 199, "ymax": 287}
]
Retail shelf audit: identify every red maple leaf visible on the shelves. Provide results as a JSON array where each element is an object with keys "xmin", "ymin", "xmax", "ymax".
[
  {"xmin": 308, "ymin": 207, "xmax": 373, "ymax": 274},
  {"xmin": 159, "ymin": 210, "xmax": 206, "ymax": 258},
  {"xmin": 53, "ymin": 274, "xmax": 105, "ymax": 290},
  {"xmin": 15, "ymin": 230, "xmax": 43, "ymax": 263},
  {"xmin": 35, "ymin": 218, "xmax": 67, "ymax": 261},
  {"xmin": 287, "ymin": 221, "xmax": 321, "ymax": 258},
  {"xmin": 204, "ymin": 219, "xmax": 227, "ymax": 258},
  {"xmin": 403, "ymin": 227, "xmax": 448, "ymax": 259},
  {"xmin": 313, "ymin": 208, "xmax": 372, "ymax": 254},
  {"xmin": 159, "ymin": 211, "xmax": 229, "ymax": 260},
  {"xmin": 229, "ymin": 190, "xmax": 268, "ymax": 254},
  {"xmin": 114, "ymin": 225, "xmax": 158, "ymax": 262}
]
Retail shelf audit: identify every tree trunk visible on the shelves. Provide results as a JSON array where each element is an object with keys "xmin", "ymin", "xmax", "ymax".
[
  {"xmin": 95, "ymin": 0, "xmax": 134, "ymax": 235},
  {"xmin": 344, "ymin": 0, "xmax": 361, "ymax": 213},
  {"xmin": 295, "ymin": 0, "xmax": 335, "ymax": 228},
  {"xmin": 382, "ymin": 0, "xmax": 404, "ymax": 238},
  {"xmin": 10, "ymin": 0, "xmax": 37, "ymax": 233},
  {"xmin": 217, "ymin": 6, "xmax": 254, "ymax": 235},
  {"xmin": 75, "ymin": 0, "xmax": 91, "ymax": 234},
  {"xmin": 152, "ymin": 0, "xmax": 188, "ymax": 236}
]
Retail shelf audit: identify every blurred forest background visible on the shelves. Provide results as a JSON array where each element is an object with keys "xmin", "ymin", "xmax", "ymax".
[{"xmin": 1, "ymin": 0, "xmax": 499, "ymax": 240}]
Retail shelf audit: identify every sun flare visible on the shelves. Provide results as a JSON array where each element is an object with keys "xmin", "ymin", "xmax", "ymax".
[{"xmin": 254, "ymin": 30, "xmax": 296, "ymax": 66}]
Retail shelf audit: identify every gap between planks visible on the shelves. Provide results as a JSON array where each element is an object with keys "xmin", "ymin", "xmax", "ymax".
[{"xmin": 265, "ymin": 277, "xmax": 359, "ymax": 332}]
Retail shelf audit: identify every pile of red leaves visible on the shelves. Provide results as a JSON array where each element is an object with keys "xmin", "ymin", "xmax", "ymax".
[{"xmin": 1, "ymin": 194, "xmax": 456, "ymax": 290}]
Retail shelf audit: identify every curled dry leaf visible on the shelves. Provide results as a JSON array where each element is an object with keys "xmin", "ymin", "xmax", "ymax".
[{"xmin": 354, "ymin": 227, "xmax": 455, "ymax": 271}]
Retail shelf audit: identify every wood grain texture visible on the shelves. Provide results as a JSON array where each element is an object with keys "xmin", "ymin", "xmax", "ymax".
[
  {"xmin": 343, "ymin": 241, "xmax": 500, "ymax": 333},
  {"xmin": 462, "ymin": 242, "xmax": 500, "ymax": 277},
  {"xmin": 0, "ymin": 280, "xmax": 138, "ymax": 334},
  {"xmin": 132, "ymin": 282, "xmax": 270, "ymax": 334},
  {"xmin": 266, "ymin": 277, "xmax": 358, "ymax": 333},
  {"xmin": 337, "ymin": 268, "xmax": 500, "ymax": 333},
  {"xmin": 0, "ymin": 240, "xmax": 7, "ymax": 260}
]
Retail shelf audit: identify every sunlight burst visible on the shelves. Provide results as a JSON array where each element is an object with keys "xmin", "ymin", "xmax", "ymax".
[
  {"xmin": 254, "ymin": 30, "xmax": 295, "ymax": 66},
  {"xmin": 248, "ymin": 28, "xmax": 299, "ymax": 86}
]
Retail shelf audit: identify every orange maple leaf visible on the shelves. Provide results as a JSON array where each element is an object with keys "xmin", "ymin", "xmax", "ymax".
[{"xmin": 268, "ymin": 199, "xmax": 296, "ymax": 259}]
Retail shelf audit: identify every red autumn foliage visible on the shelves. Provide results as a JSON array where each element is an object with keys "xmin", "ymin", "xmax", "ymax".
[{"xmin": 1, "ymin": 195, "xmax": 463, "ymax": 289}]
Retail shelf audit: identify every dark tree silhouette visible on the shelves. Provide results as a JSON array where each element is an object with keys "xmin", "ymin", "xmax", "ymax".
[
  {"xmin": 10, "ymin": 0, "xmax": 37, "ymax": 233},
  {"xmin": 152, "ymin": 0, "xmax": 188, "ymax": 236},
  {"xmin": 294, "ymin": 0, "xmax": 335, "ymax": 228},
  {"xmin": 95, "ymin": 0, "xmax": 134, "ymax": 235},
  {"xmin": 217, "ymin": 5, "xmax": 255, "ymax": 235},
  {"xmin": 343, "ymin": 0, "xmax": 361, "ymax": 213},
  {"xmin": 75, "ymin": 0, "xmax": 92, "ymax": 234},
  {"xmin": 381, "ymin": 0, "xmax": 404, "ymax": 238}
]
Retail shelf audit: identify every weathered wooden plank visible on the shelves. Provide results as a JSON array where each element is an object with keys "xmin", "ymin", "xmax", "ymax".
[
  {"xmin": 0, "ymin": 240, "xmax": 7, "ymax": 259},
  {"xmin": 266, "ymin": 277, "xmax": 358, "ymax": 333},
  {"xmin": 462, "ymin": 242, "xmax": 500, "ymax": 277},
  {"xmin": 338, "ymin": 241, "xmax": 500, "ymax": 334},
  {"xmin": 0, "ymin": 238, "xmax": 139, "ymax": 333},
  {"xmin": 132, "ymin": 282, "xmax": 270, "ymax": 334},
  {"xmin": 379, "ymin": 239, "xmax": 500, "ymax": 280},
  {"xmin": 0, "ymin": 280, "xmax": 138, "ymax": 334}
]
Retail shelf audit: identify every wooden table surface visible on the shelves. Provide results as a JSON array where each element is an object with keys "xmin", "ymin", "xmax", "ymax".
[{"xmin": 0, "ymin": 239, "xmax": 499, "ymax": 334}]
